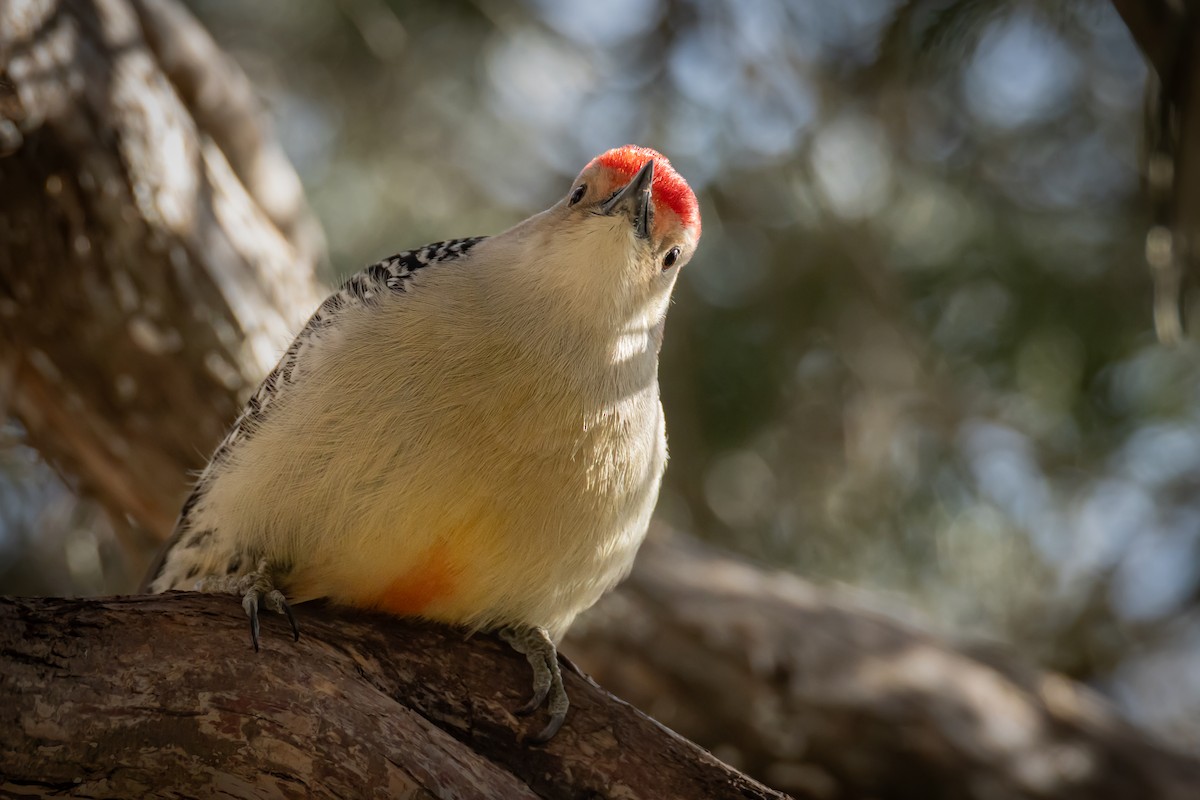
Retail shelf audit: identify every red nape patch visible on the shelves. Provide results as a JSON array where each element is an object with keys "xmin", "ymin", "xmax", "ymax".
[{"xmin": 589, "ymin": 145, "xmax": 701, "ymax": 237}]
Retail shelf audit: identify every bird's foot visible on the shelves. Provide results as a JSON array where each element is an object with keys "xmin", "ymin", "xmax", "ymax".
[
  {"xmin": 499, "ymin": 624, "xmax": 568, "ymax": 742},
  {"xmin": 198, "ymin": 559, "xmax": 299, "ymax": 651}
]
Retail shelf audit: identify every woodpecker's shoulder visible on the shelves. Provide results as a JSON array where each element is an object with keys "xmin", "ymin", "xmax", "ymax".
[{"xmin": 335, "ymin": 237, "xmax": 488, "ymax": 306}]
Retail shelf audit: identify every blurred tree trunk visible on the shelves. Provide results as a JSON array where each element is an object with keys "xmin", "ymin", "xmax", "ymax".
[
  {"xmin": 4, "ymin": 1, "xmax": 1200, "ymax": 798},
  {"xmin": 1111, "ymin": 0, "xmax": 1200, "ymax": 341},
  {"xmin": 0, "ymin": 0, "xmax": 323, "ymax": 539}
]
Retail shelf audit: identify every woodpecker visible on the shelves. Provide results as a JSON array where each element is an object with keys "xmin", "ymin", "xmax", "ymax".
[{"xmin": 143, "ymin": 145, "xmax": 701, "ymax": 741}]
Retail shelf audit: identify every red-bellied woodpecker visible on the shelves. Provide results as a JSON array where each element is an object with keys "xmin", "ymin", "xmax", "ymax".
[{"xmin": 143, "ymin": 145, "xmax": 702, "ymax": 741}]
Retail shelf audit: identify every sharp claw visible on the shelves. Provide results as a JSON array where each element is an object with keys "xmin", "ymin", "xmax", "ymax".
[
  {"xmin": 530, "ymin": 711, "xmax": 567, "ymax": 744},
  {"xmin": 249, "ymin": 605, "xmax": 260, "ymax": 652},
  {"xmin": 280, "ymin": 598, "xmax": 300, "ymax": 642},
  {"xmin": 516, "ymin": 684, "xmax": 550, "ymax": 716},
  {"xmin": 234, "ymin": 573, "xmax": 297, "ymax": 651},
  {"xmin": 500, "ymin": 625, "xmax": 570, "ymax": 739}
]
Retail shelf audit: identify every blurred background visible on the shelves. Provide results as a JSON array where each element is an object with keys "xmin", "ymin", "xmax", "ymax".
[{"xmin": 4, "ymin": 0, "xmax": 1196, "ymax": 753}]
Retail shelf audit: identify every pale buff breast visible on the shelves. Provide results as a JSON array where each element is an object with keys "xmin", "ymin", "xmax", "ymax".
[{"xmin": 201, "ymin": 265, "xmax": 668, "ymax": 637}]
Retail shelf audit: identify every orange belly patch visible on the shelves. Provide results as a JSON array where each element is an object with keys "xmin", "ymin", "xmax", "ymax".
[{"xmin": 374, "ymin": 543, "xmax": 460, "ymax": 616}]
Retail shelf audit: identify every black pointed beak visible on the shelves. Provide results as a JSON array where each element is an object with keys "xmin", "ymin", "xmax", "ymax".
[{"xmin": 600, "ymin": 159, "xmax": 655, "ymax": 238}]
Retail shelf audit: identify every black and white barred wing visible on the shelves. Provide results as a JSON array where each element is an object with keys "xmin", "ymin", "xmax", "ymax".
[{"xmin": 142, "ymin": 237, "xmax": 485, "ymax": 590}]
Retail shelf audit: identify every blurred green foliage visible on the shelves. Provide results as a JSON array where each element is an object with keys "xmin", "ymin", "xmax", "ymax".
[{"xmin": 5, "ymin": 0, "xmax": 1199, "ymax": 749}]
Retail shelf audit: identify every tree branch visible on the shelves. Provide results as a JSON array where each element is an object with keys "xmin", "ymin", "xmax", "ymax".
[
  {"xmin": 569, "ymin": 529, "xmax": 1200, "ymax": 800},
  {"xmin": 0, "ymin": 593, "xmax": 787, "ymax": 800}
]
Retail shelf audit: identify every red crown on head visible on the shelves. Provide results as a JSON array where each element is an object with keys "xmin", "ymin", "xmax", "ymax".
[{"xmin": 588, "ymin": 145, "xmax": 701, "ymax": 238}]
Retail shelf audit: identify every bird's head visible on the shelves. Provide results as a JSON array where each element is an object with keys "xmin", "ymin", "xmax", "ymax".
[
  {"xmin": 510, "ymin": 145, "xmax": 701, "ymax": 331},
  {"xmin": 568, "ymin": 144, "xmax": 701, "ymax": 270}
]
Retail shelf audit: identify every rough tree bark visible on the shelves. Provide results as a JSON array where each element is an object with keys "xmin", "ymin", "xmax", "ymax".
[
  {"xmin": 1, "ymin": 594, "xmax": 785, "ymax": 800},
  {"xmin": 3, "ymin": 0, "xmax": 1200, "ymax": 798},
  {"xmin": 0, "ymin": 0, "xmax": 323, "ymax": 536}
]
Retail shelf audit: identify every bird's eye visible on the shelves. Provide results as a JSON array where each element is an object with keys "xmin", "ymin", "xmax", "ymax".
[
  {"xmin": 569, "ymin": 184, "xmax": 587, "ymax": 206},
  {"xmin": 663, "ymin": 246, "xmax": 681, "ymax": 270}
]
